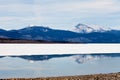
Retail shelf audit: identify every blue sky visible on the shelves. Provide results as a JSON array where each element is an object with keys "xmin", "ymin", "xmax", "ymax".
[{"xmin": 0, "ymin": 0, "xmax": 120, "ymax": 30}]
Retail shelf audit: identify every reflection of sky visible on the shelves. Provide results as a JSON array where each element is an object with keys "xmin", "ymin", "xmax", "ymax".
[{"xmin": 0, "ymin": 55, "xmax": 120, "ymax": 78}]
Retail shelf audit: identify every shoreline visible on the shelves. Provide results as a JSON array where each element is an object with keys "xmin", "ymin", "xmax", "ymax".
[{"xmin": 2, "ymin": 72, "xmax": 120, "ymax": 80}]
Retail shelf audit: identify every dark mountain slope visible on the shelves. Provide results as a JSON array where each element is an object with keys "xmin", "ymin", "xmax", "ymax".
[{"xmin": 0, "ymin": 25, "xmax": 120, "ymax": 43}]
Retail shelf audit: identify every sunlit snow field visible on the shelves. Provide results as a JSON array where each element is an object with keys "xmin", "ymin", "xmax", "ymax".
[{"xmin": 0, "ymin": 44, "xmax": 120, "ymax": 55}]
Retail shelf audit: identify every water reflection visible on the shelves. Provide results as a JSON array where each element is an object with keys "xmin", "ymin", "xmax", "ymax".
[
  {"xmin": 0, "ymin": 56, "xmax": 4, "ymax": 58},
  {"xmin": 12, "ymin": 54, "xmax": 74, "ymax": 61},
  {"xmin": 1, "ymin": 53, "xmax": 120, "ymax": 64},
  {"xmin": 0, "ymin": 53, "xmax": 120, "ymax": 78}
]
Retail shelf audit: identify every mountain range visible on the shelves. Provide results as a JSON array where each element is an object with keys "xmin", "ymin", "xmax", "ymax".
[
  {"xmin": 0, "ymin": 23, "xmax": 120, "ymax": 43},
  {"xmin": 73, "ymin": 23, "xmax": 111, "ymax": 33}
]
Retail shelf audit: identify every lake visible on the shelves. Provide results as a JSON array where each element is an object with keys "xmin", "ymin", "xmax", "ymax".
[{"xmin": 0, "ymin": 53, "xmax": 120, "ymax": 78}]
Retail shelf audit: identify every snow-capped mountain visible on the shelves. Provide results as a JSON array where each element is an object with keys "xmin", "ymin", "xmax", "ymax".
[
  {"xmin": 0, "ymin": 24, "xmax": 120, "ymax": 43},
  {"xmin": 73, "ymin": 23, "xmax": 111, "ymax": 33},
  {"xmin": 18, "ymin": 26, "xmax": 51, "ymax": 34}
]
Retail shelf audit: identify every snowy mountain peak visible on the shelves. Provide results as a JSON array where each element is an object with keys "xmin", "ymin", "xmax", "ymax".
[
  {"xmin": 73, "ymin": 23, "xmax": 111, "ymax": 33},
  {"xmin": 74, "ymin": 23, "xmax": 94, "ymax": 33},
  {"xmin": 19, "ymin": 26, "xmax": 51, "ymax": 32}
]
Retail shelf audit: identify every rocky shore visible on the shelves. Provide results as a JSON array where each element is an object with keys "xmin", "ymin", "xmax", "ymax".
[{"xmin": 2, "ymin": 72, "xmax": 120, "ymax": 80}]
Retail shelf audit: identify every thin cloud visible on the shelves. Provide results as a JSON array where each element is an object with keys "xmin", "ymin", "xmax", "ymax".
[
  {"xmin": 36, "ymin": 0, "xmax": 120, "ymax": 15},
  {"xmin": 0, "ymin": 0, "xmax": 120, "ymax": 30},
  {"xmin": 0, "ymin": 4, "xmax": 34, "ymax": 13}
]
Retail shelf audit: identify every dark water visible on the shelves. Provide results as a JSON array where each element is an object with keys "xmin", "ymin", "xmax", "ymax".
[{"xmin": 0, "ymin": 53, "xmax": 120, "ymax": 78}]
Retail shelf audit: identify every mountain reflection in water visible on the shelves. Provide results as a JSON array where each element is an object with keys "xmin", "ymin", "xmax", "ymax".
[
  {"xmin": 0, "ymin": 53, "xmax": 120, "ymax": 78},
  {"xmin": 0, "ymin": 53, "xmax": 120, "ymax": 64}
]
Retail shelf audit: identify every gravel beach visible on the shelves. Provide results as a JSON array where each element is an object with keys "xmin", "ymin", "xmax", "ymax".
[{"xmin": 1, "ymin": 72, "xmax": 120, "ymax": 80}]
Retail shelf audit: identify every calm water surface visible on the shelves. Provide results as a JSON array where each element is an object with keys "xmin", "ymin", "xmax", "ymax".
[{"xmin": 0, "ymin": 54, "xmax": 120, "ymax": 78}]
